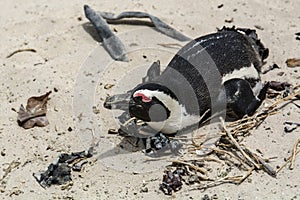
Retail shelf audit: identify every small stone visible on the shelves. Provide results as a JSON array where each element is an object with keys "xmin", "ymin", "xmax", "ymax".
[
  {"xmin": 140, "ymin": 187, "xmax": 148, "ymax": 193},
  {"xmin": 277, "ymin": 71, "xmax": 284, "ymax": 76},
  {"xmin": 92, "ymin": 106, "xmax": 100, "ymax": 114},
  {"xmin": 83, "ymin": 184, "xmax": 89, "ymax": 191},
  {"xmin": 254, "ymin": 25, "xmax": 264, "ymax": 30},
  {"xmin": 225, "ymin": 18, "xmax": 234, "ymax": 23},
  {"xmin": 211, "ymin": 194, "xmax": 218, "ymax": 199},
  {"xmin": 202, "ymin": 194, "xmax": 210, "ymax": 200},
  {"xmin": 104, "ymin": 84, "xmax": 115, "ymax": 90},
  {"xmin": 217, "ymin": 4, "xmax": 224, "ymax": 8}
]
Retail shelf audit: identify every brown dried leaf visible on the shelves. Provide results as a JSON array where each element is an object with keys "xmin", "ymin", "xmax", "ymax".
[
  {"xmin": 17, "ymin": 91, "xmax": 51, "ymax": 129},
  {"xmin": 286, "ymin": 58, "xmax": 300, "ymax": 68}
]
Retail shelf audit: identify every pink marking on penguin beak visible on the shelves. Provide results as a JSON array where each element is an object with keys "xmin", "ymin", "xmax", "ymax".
[{"xmin": 133, "ymin": 93, "xmax": 152, "ymax": 102}]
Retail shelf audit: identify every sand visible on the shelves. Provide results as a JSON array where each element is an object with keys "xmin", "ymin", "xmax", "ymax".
[{"xmin": 0, "ymin": 0, "xmax": 299, "ymax": 199}]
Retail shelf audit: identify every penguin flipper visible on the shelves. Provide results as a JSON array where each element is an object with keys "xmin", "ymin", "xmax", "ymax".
[{"xmin": 224, "ymin": 78, "xmax": 268, "ymax": 118}]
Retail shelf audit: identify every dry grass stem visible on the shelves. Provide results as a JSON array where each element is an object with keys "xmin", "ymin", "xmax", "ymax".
[
  {"xmin": 242, "ymin": 146, "xmax": 276, "ymax": 177},
  {"xmin": 290, "ymin": 137, "xmax": 300, "ymax": 170},
  {"xmin": 170, "ymin": 160, "xmax": 208, "ymax": 175},
  {"xmin": 276, "ymin": 150, "xmax": 300, "ymax": 173},
  {"xmin": 221, "ymin": 118, "xmax": 260, "ymax": 169},
  {"xmin": 212, "ymin": 148, "xmax": 248, "ymax": 169}
]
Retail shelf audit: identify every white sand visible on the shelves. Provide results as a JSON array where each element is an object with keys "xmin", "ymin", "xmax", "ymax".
[{"xmin": 0, "ymin": 0, "xmax": 299, "ymax": 199}]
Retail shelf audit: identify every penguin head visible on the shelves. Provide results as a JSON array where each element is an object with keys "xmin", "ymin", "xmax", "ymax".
[
  {"xmin": 129, "ymin": 83, "xmax": 201, "ymax": 134},
  {"xmin": 129, "ymin": 83, "xmax": 176, "ymax": 123}
]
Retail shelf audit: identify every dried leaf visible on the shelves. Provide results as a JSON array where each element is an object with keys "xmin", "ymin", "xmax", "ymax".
[
  {"xmin": 17, "ymin": 91, "xmax": 51, "ymax": 129},
  {"xmin": 286, "ymin": 58, "xmax": 300, "ymax": 68}
]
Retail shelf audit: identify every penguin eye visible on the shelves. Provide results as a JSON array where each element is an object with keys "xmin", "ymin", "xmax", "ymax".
[{"xmin": 133, "ymin": 93, "xmax": 152, "ymax": 103}]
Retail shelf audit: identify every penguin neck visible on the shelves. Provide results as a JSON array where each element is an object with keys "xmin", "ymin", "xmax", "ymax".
[{"xmin": 147, "ymin": 98, "xmax": 201, "ymax": 134}]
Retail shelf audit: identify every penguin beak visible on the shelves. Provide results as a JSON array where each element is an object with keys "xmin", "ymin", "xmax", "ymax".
[{"xmin": 103, "ymin": 92, "xmax": 131, "ymax": 111}]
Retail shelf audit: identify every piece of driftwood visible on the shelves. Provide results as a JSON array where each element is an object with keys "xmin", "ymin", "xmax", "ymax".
[
  {"xmin": 84, "ymin": 5, "xmax": 191, "ymax": 61},
  {"xmin": 84, "ymin": 5, "xmax": 127, "ymax": 61},
  {"xmin": 99, "ymin": 11, "xmax": 191, "ymax": 42}
]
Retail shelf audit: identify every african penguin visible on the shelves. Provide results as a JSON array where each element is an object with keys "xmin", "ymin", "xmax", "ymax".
[{"xmin": 128, "ymin": 27, "xmax": 268, "ymax": 134}]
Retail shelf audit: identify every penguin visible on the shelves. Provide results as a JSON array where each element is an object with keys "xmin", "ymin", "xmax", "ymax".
[{"xmin": 126, "ymin": 27, "xmax": 269, "ymax": 135}]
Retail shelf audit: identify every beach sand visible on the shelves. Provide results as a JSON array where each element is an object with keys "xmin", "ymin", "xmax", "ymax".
[{"xmin": 0, "ymin": 0, "xmax": 299, "ymax": 199}]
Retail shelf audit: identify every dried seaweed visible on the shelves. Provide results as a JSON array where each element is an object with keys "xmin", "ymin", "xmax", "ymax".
[
  {"xmin": 17, "ymin": 91, "xmax": 51, "ymax": 129},
  {"xmin": 160, "ymin": 167, "xmax": 184, "ymax": 195},
  {"xmin": 33, "ymin": 147, "xmax": 93, "ymax": 188},
  {"xmin": 268, "ymin": 81, "xmax": 292, "ymax": 91}
]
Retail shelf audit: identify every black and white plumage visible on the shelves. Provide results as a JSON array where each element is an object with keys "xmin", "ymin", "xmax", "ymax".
[{"xmin": 108, "ymin": 27, "xmax": 269, "ymax": 135}]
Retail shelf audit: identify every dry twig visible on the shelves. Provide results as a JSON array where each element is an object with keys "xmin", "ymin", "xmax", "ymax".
[
  {"xmin": 290, "ymin": 137, "xmax": 300, "ymax": 170},
  {"xmin": 242, "ymin": 146, "xmax": 276, "ymax": 177},
  {"xmin": 189, "ymin": 167, "xmax": 254, "ymax": 191},
  {"xmin": 6, "ymin": 48, "xmax": 37, "ymax": 58},
  {"xmin": 227, "ymin": 90, "xmax": 299, "ymax": 136},
  {"xmin": 212, "ymin": 147, "xmax": 249, "ymax": 169},
  {"xmin": 220, "ymin": 118, "xmax": 260, "ymax": 169},
  {"xmin": 169, "ymin": 160, "xmax": 208, "ymax": 175},
  {"xmin": 276, "ymin": 150, "xmax": 300, "ymax": 173}
]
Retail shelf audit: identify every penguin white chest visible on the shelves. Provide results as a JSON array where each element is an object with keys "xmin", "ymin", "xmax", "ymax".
[{"xmin": 147, "ymin": 101, "xmax": 201, "ymax": 134}]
